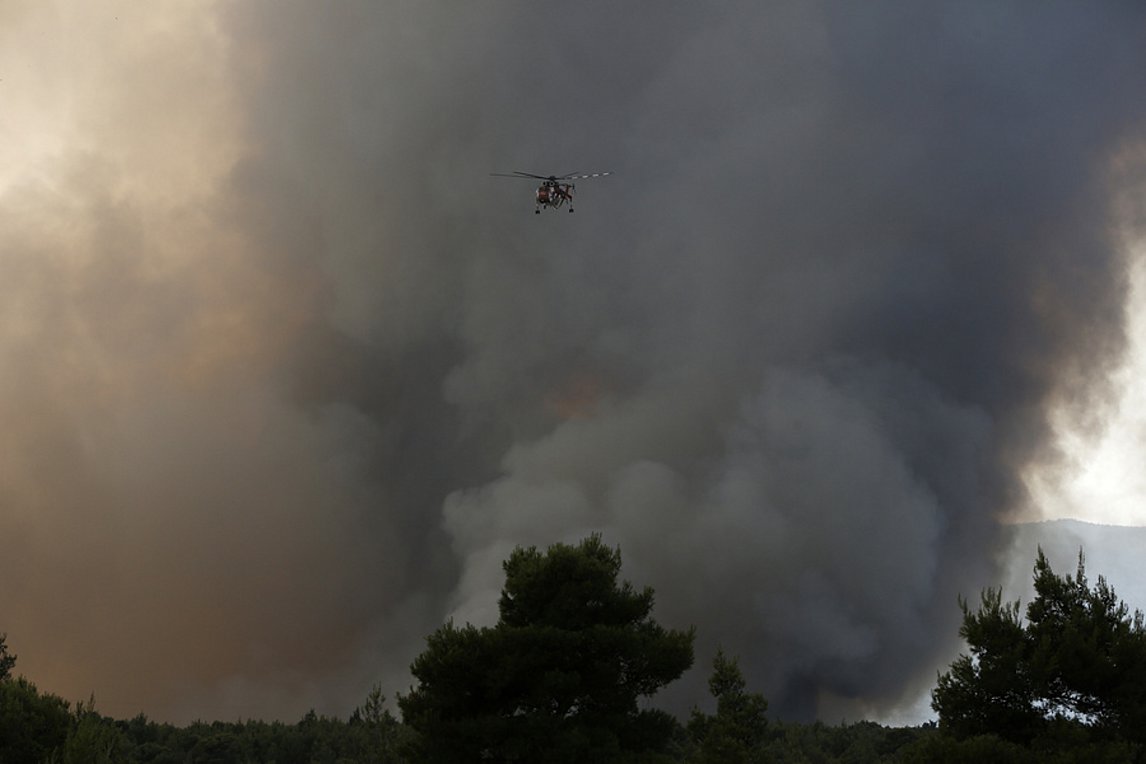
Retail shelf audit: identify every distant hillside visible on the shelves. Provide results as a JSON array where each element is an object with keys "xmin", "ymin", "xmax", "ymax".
[{"xmin": 1002, "ymin": 519, "xmax": 1146, "ymax": 615}]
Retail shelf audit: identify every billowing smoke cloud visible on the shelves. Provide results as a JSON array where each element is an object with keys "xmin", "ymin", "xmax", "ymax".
[{"xmin": 3, "ymin": 1, "xmax": 1145, "ymax": 723}]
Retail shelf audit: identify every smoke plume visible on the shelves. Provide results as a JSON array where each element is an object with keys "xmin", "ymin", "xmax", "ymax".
[{"xmin": 3, "ymin": 1, "xmax": 1145, "ymax": 722}]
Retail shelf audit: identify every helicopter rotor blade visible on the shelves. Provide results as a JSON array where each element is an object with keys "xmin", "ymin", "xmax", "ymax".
[
  {"xmin": 491, "ymin": 171, "xmax": 613, "ymax": 181},
  {"xmin": 489, "ymin": 171, "xmax": 551, "ymax": 180},
  {"xmin": 558, "ymin": 171, "xmax": 613, "ymax": 180}
]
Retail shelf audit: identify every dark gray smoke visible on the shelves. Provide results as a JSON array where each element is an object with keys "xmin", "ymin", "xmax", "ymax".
[{"xmin": 3, "ymin": 1, "xmax": 1145, "ymax": 723}]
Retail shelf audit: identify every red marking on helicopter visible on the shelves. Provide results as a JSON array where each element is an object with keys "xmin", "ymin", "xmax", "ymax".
[{"xmin": 490, "ymin": 170, "xmax": 613, "ymax": 214}]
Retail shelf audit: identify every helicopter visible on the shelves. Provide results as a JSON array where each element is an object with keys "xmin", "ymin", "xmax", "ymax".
[{"xmin": 490, "ymin": 170, "xmax": 613, "ymax": 213}]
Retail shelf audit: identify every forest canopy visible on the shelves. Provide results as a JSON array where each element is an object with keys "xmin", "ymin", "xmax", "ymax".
[{"xmin": 4, "ymin": 543, "xmax": 1146, "ymax": 762}]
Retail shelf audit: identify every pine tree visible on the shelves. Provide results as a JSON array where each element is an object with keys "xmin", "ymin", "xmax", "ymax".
[
  {"xmin": 688, "ymin": 650, "xmax": 769, "ymax": 763},
  {"xmin": 400, "ymin": 535, "xmax": 694, "ymax": 763},
  {"xmin": 933, "ymin": 549, "xmax": 1146, "ymax": 747}
]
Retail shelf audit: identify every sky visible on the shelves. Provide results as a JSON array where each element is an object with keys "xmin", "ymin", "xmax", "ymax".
[{"xmin": 3, "ymin": 1, "xmax": 1146, "ymax": 725}]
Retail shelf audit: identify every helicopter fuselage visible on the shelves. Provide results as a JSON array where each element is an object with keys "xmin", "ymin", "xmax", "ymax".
[{"xmin": 536, "ymin": 181, "xmax": 575, "ymax": 213}]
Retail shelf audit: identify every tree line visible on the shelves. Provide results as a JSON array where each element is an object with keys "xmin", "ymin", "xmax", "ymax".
[{"xmin": 3, "ymin": 535, "xmax": 1145, "ymax": 762}]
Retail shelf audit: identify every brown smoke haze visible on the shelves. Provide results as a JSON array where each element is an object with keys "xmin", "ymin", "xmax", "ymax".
[{"xmin": 2, "ymin": 2, "xmax": 1146, "ymax": 724}]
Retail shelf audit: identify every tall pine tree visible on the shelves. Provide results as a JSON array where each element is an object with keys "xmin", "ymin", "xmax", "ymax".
[
  {"xmin": 400, "ymin": 535, "xmax": 694, "ymax": 763},
  {"xmin": 933, "ymin": 550, "xmax": 1146, "ymax": 747}
]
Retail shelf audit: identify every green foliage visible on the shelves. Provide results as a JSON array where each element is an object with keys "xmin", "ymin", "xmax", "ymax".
[
  {"xmin": 0, "ymin": 633, "xmax": 15, "ymax": 682},
  {"xmin": 0, "ymin": 676, "xmax": 72, "ymax": 763},
  {"xmin": 688, "ymin": 650, "xmax": 769, "ymax": 763},
  {"xmin": 933, "ymin": 549, "xmax": 1146, "ymax": 751},
  {"xmin": 0, "ymin": 680, "xmax": 413, "ymax": 764},
  {"xmin": 761, "ymin": 719, "xmax": 935, "ymax": 763},
  {"xmin": 896, "ymin": 730, "xmax": 1038, "ymax": 763},
  {"xmin": 350, "ymin": 683, "xmax": 411, "ymax": 761},
  {"xmin": 400, "ymin": 534, "xmax": 695, "ymax": 763},
  {"xmin": 897, "ymin": 727, "xmax": 1143, "ymax": 764},
  {"xmin": 57, "ymin": 696, "xmax": 128, "ymax": 764},
  {"xmin": 932, "ymin": 587, "xmax": 1043, "ymax": 742}
]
